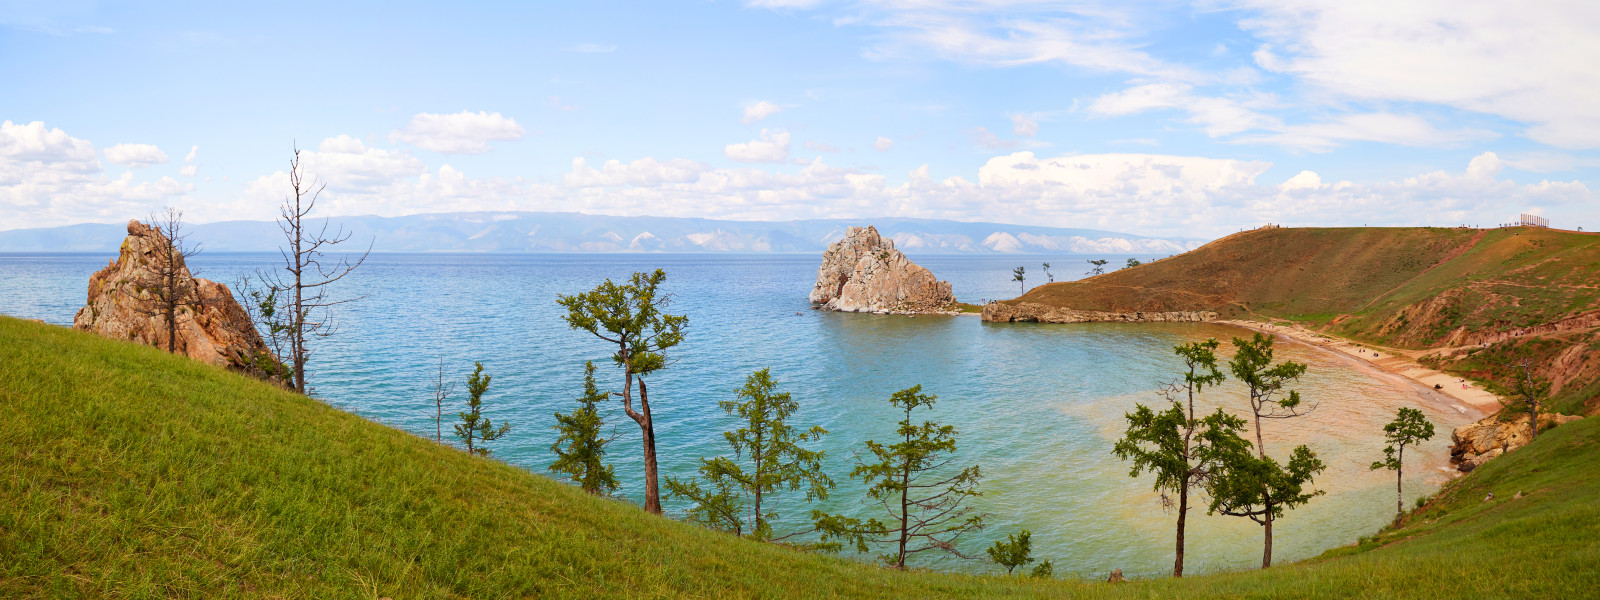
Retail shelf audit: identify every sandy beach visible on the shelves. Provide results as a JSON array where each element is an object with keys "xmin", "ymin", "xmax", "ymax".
[{"xmin": 1218, "ymin": 319, "xmax": 1501, "ymax": 421}]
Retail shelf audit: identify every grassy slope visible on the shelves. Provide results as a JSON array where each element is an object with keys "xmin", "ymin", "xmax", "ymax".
[
  {"xmin": 3, "ymin": 316, "xmax": 1598, "ymax": 599},
  {"xmin": 1007, "ymin": 226, "xmax": 1600, "ymax": 413}
]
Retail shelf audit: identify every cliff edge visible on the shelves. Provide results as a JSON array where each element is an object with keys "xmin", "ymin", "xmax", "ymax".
[{"xmin": 809, "ymin": 225, "xmax": 957, "ymax": 314}]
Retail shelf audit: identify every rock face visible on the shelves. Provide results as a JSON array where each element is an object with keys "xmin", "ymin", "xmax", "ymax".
[
  {"xmin": 74, "ymin": 220, "xmax": 284, "ymax": 381},
  {"xmin": 982, "ymin": 301, "xmax": 1218, "ymax": 324},
  {"xmin": 809, "ymin": 226, "xmax": 957, "ymax": 314},
  {"xmin": 1449, "ymin": 412, "xmax": 1583, "ymax": 472}
]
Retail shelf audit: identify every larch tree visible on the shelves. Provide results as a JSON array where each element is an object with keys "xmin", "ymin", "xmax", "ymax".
[
  {"xmin": 1111, "ymin": 338, "xmax": 1235, "ymax": 577},
  {"xmin": 455, "ymin": 362, "xmax": 510, "ymax": 457},
  {"xmin": 1496, "ymin": 355, "xmax": 1552, "ymax": 439},
  {"xmin": 1370, "ymin": 407, "xmax": 1435, "ymax": 518},
  {"xmin": 665, "ymin": 368, "xmax": 832, "ymax": 539},
  {"xmin": 986, "ymin": 529, "xmax": 1034, "ymax": 575},
  {"xmin": 557, "ymin": 268, "xmax": 687, "ymax": 514},
  {"xmin": 549, "ymin": 361, "xmax": 620, "ymax": 496},
  {"xmin": 259, "ymin": 145, "xmax": 371, "ymax": 395},
  {"xmin": 1222, "ymin": 332, "xmax": 1322, "ymax": 568},
  {"xmin": 1012, "ymin": 266, "xmax": 1026, "ymax": 294},
  {"xmin": 1086, "ymin": 259, "xmax": 1108, "ymax": 276},
  {"xmin": 1206, "ymin": 441, "xmax": 1325, "ymax": 569},
  {"xmin": 430, "ymin": 358, "xmax": 455, "ymax": 443},
  {"xmin": 1041, "ymin": 262, "xmax": 1054, "ymax": 283},
  {"xmin": 812, "ymin": 385, "xmax": 985, "ymax": 569}
]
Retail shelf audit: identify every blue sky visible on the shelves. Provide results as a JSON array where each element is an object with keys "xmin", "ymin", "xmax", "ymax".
[{"xmin": 3, "ymin": 0, "xmax": 1597, "ymax": 237}]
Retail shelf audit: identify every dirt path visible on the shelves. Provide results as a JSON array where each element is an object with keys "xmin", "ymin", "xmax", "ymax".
[{"xmin": 1217, "ymin": 319, "xmax": 1502, "ymax": 419}]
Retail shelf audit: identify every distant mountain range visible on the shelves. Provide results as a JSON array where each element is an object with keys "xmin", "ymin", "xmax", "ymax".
[{"xmin": 0, "ymin": 212, "xmax": 1205, "ymax": 254}]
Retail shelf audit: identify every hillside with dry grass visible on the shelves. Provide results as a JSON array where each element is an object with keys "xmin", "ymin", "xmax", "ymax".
[{"xmin": 993, "ymin": 226, "xmax": 1600, "ymax": 414}]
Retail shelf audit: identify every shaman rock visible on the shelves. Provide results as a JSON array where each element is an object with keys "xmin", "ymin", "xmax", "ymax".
[
  {"xmin": 74, "ymin": 219, "xmax": 285, "ymax": 381},
  {"xmin": 809, "ymin": 226, "xmax": 957, "ymax": 313}
]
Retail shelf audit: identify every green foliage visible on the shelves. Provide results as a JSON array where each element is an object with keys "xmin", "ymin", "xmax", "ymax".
[
  {"xmin": 1041, "ymin": 262, "xmax": 1053, "ymax": 283},
  {"xmin": 665, "ymin": 369, "xmax": 832, "ymax": 540},
  {"xmin": 813, "ymin": 385, "xmax": 985, "ymax": 569},
  {"xmin": 1086, "ymin": 259, "xmax": 1109, "ymax": 276},
  {"xmin": 1371, "ymin": 408, "xmax": 1435, "ymax": 473},
  {"xmin": 1126, "ymin": 258, "xmax": 1142, "ymax": 268},
  {"xmin": 1012, "ymin": 266, "xmax": 1026, "ymax": 293},
  {"xmin": 557, "ymin": 269, "xmax": 687, "ymax": 379},
  {"xmin": 986, "ymin": 529, "xmax": 1033, "ymax": 575},
  {"xmin": 1029, "ymin": 560, "xmax": 1054, "ymax": 578},
  {"xmin": 1229, "ymin": 333, "xmax": 1311, "ymax": 434},
  {"xmin": 1207, "ymin": 443, "xmax": 1327, "ymax": 525},
  {"xmin": 549, "ymin": 361, "xmax": 618, "ymax": 495},
  {"xmin": 455, "ymin": 362, "xmax": 510, "ymax": 457}
]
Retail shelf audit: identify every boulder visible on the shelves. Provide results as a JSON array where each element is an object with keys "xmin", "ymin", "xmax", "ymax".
[
  {"xmin": 74, "ymin": 220, "xmax": 286, "ymax": 382},
  {"xmin": 809, "ymin": 226, "xmax": 957, "ymax": 314},
  {"xmin": 1449, "ymin": 412, "xmax": 1582, "ymax": 471}
]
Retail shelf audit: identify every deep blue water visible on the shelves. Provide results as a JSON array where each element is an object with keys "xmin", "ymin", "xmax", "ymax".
[{"xmin": 0, "ymin": 252, "xmax": 1470, "ymax": 577}]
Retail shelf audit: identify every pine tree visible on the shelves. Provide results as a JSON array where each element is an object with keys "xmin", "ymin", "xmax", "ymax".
[
  {"xmin": 455, "ymin": 362, "xmax": 510, "ymax": 457},
  {"xmin": 550, "ymin": 361, "xmax": 619, "ymax": 495},
  {"xmin": 1370, "ymin": 407, "xmax": 1435, "ymax": 518},
  {"xmin": 665, "ymin": 369, "xmax": 832, "ymax": 540},
  {"xmin": 813, "ymin": 385, "xmax": 985, "ymax": 569},
  {"xmin": 1223, "ymin": 332, "xmax": 1320, "ymax": 568},
  {"xmin": 986, "ymin": 529, "xmax": 1034, "ymax": 575}
]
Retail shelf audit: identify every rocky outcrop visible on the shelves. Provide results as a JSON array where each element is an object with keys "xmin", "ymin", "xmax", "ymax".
[
  {"xmin": 982, "ymin": 301, "xmax": 1218, "ymax": 324},
  {"xmin": 809, "ymin": 226, "xmax": 957, "ymax": 314},
  {"xmin": 1449, "ymin": 412, "xmax": 1583, "ymax": 472},
  {"xmin": 74, "ymin": 220, "xmax": 285, "ymax": 382}
]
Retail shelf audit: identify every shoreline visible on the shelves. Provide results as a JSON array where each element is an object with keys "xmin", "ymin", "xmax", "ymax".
[{"xmin": 1216, "ymin": 319, "xmax": 1499, "ymax": 421}]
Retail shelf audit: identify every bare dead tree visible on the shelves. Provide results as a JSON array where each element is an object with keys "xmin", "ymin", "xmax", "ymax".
[
  {"xmin": 121, "ymin": 207, "xmax": 205, "ymax": 354},
  {"xmin": 432, "ymin": 359, "xmax": 456, "ymax": 443},
  {"xmin": 258, "ymin": 145, "xmax": 371, "ymax": 395}
]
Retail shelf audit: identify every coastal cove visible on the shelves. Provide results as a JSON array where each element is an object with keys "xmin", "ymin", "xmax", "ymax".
[{"xmin": 0, "ymin": 252, "xmax": 1473, "ymax": 577}]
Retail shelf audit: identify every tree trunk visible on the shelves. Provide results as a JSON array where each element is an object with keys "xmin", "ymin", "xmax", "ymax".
[
  {"xmin": 1175, "ymin": 479, "xmax": 1188, "ymax": 577},
  {"xmin": 1396, "ymin": 446, "xmax": 1404, "ymax": 517},
  {"xmin": 1262, "ymin": 508, "xmax": 1274, "ymax": 568},
  {"xmin": 897, "ymin": 420, "xmax": 911, "ymax": 569},
  {"xmin": 639, "ymin": 379, "xmax": 661, "ymax": 515}
]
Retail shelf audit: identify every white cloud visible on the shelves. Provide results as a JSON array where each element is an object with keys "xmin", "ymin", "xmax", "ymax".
[
  {"xmin": 744, "ymin": 0, "xmax": 823, "ymax": 8},
  {"xmin": 563, "ymin": 157, "xmax": 710, "ymax": 187},
  {"xmin": 968, "ymin": 127, "xmax": 1021, "ymax": 151},
  {"xmin": 1011, "ymin": 114, "xmax": 1038, "ymax": 137},
  {"xmin": 1, "ymin": 121, "xmax": 192, "ymax": 228},
  {"xmin": 724, "ymin": 129, "xmax": 791, "ymax": 163},
  {"xmin": 104, "ymin": 143, "xmax": 169, "ymax": 167},
  {"xmin": 804, "ymin": 141, "xmax": 840, "ymax": 153},
  {"xmin": 564, "ymin": 43, "xmax": 617, "ymax": 53},
  {"xmin": 184, "ymin": 145, "xmax": 198, "ymax": 163},
  {"xmin": 1236, "ymin": 0, "xmax": 1600, "ymax": 148},
  {"xmin": 741, "ymin": 101, "xmax": 783, "ymax": 124},
  {"xmin": 388, "ymin": 111, "xmax": 526, "ymax": 154},
  {"xmin": 874, "ymin": 136, "xmax": 894, "ymax": 151}
]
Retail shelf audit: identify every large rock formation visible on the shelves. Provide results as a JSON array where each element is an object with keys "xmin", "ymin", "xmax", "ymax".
[
  {"xmin": 809, "ymin": 226, "xmax": 957, "ymax": 314},
  {"xmin": 982, "ymin": 301, "xmax": 1218, "ymax": 324},
  {"xmin": 74, "ymin": 220, "xmax": 285, "ymax": 381},
  {"xmin": 1449, "ymin": 412, "xmax": 1583, "ymax": 472}
]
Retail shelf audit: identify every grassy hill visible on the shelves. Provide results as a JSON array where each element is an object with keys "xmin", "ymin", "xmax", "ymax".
[
  {"xmin": 3, "ymin": 316, "xmax": 1598, "ymax": 598},
  {"xmin": 1002, "ymin": 226, "xmax": 1600, "ymax": 414}
]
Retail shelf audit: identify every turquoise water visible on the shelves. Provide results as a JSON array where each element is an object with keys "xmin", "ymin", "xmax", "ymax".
[{"xmin": 0, "ymin": 252, "xmax": 1472, "ymax": 577}]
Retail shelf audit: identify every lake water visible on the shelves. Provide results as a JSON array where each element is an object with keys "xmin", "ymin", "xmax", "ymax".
[{"xmin": 0, "ymin": 251, "xmax": 1472, "ymax": 577}]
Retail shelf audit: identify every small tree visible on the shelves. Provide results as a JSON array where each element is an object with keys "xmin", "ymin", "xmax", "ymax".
[
  {"xmin": 550, "ymin": 361, "xmax": 619, "ymax": 495},
  {"xmin": 1111, "ymin": 339, "xmax": 1232, "ymax": 577},
  {"xmin": 431, "ymin": 358, "xmax": 455, "ymax": 443},
  {"xmin": 1206, "ymin": 442, "xmax": 1326, "ymax": 569},
  {"xmin": 1086, "ymin": 259, "xmax": 1108, "ymax": 276},
  {"xmin": 126, "ymin": 207, "xmax": 206, "ymax": 355},
  {"xmin": 455, "ymin": 362, "xmax": 510, "ymax": 457},
  {"xmin": 1012, "ymin": 266, "xmax": 1026, "ymax": 294},
  {"xmin": 813, "ymin": 385, "xmax": 985, "ymax": 569},
  {"xmin": 1370, "ymin": 407, "xmax": 1435, "ymax": 518},
  {"xmin": 558, "ymin": 269, "xmax": 688, "ymax": 514},
  {"xmin": 1126, "ymin": 257, "xmax": 1142, "ymax": 269},
  {"xmin": 1222, "ymin": 334, "xmax": 1312, "ymax": 569},
  {"xmin": 1041, "ymin": 262, "xmax": 1054, "ymax": 283},
  {"xmin": 1496, "ymin": 356, "xmax": 1551, "ymax": 438},
  {"xmin": 665, "ymin": 368, "xmax": 832, "ymax": 539},
  {"xmin": 986, "ymin": 529, "xmax": 1033, "ymax": 575},
  {"xmin": 1030, "ymin": 560, "xmax": 1054, "ymax": 578}
]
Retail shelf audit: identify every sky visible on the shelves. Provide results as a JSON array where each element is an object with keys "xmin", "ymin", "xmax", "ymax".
[{"xmin": 2, "ymin": 0, "xmax": 1597, "ymax": 238}]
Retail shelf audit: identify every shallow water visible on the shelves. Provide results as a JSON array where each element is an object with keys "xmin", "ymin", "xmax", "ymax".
[{"xmin": 0, "ymin": 252, "xmax": 1471, "ymax": 577}]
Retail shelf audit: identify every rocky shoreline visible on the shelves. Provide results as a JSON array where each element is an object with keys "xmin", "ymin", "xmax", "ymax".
[{"xmin": 981, "ymin": 301, "xmax": 1217, "ymax": 324}]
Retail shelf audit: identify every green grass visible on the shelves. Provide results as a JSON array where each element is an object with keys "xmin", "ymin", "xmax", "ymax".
[{"xmin": 3, "ymin": 316, "xmax": 1598, "ymax": 598}]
